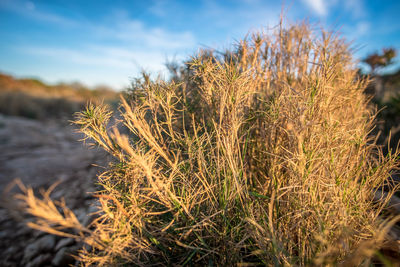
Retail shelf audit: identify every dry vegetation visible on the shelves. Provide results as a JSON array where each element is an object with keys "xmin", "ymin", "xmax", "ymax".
[
  {"xmin": 0, "ymin": 73, "xmax": 118, "ymax": 119},
  {"xmin": 14, "ymin": 21, "xmax": 400, "ymax": 265}
]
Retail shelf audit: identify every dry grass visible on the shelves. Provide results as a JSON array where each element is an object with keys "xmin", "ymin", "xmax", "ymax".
[{"xmin": 14, "ymin": 21, "xmax": 400, "ymax": 266}]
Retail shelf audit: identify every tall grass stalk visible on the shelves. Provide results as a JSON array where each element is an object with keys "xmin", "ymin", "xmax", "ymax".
[{"xmin": 16, "ymin": 21, "xmax": 400, "ymax": 266}]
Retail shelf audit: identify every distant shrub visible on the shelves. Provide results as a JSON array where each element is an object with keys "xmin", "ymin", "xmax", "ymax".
[
  {"xmin": 16, "ymin": 21, "xmax": 400, "ymax": 266},
  {"xmin": 0, "ymin": 73, "xmax": 119, "ymax": 120},
  {"xmin": 0, "ymin": 91, "xmax": 83, "ymax": 120}
]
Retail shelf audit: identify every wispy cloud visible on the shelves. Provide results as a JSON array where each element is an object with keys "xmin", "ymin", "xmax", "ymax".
[
  {"xmin": 4, "ymin": 1, "xmax": 196, "ymax": 87},
  {"xmin": 0, "ymin": 0, "xmax": 77, "ymax": 27},
  {"xmin": 94, "ymin": 19, "xmax": 195, "ymax": 50},
  {"xmin": 301, "ymin": 0, "xmax": 327, "ymax": 16},
  {"xmin": 148, "ymin": 0, "xmax": 168, "ymax": 17},
  {"xmin": 17, "ymin": 45, "xmax": 169, "ymax": 88},
  {"xmin": 355, "ymin": 21, "xmax": 370, "ymax": 36},
  {"xmin": 343, "ymin": 0, "xmax": 366, "ymax": 18},
  {"xmin": 20, "ymin": 46, "xmax": 133, "ymax": 69},
  {"xmin": 301, "ymin": 0, "xmax": 367, "ymax": 18},
  {"xmin": 1, "ymin": 1, "xmax": 196, "ymax": 52},
  {"xmin": 18, "ymin": 42, "xmax": 182, "ymax": 76},
  {"xmin": 199, "ymin": 0, "xmax": 280, "ymax": 42}
]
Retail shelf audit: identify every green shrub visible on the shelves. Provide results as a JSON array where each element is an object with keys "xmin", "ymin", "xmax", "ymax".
[{"xmin": 17, "ymin": 21, "xmax": 400, "ymax": 266}]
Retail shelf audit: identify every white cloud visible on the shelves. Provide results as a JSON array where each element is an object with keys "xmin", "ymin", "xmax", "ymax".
[
  {"xmin": 339, "ymin": 20, "xmax": 370, "ymax": 44},
  {"xmin": 25, "ymin": 1, "xmax": 35, "ymax": 11},
  {"xmin": 19, "ymin": 43, "xmax": 178, "ymax": 74},
  {"xmin": 5, "ymin": 2, "xmax": 197, "ymax": 88},
  {"xmin": 148, "ymin": 0, "xmax": 168, "ymax": 17},
  {"xmin": 344, "ymin": 0, "xmax": 366, "ymax": 18},
  {"xmin": 355, "ymin": 21, "xmax": 369, "ymax": 36},
  {"xmin": 105, "ymin": 20, "xmax": 196, "ymax": 50},
  {"xmin": 302, "ymin": 0, "xmax": 327, "ymax": 16},
  {"xmin": 301, "ymin": 0, "xmax": 367, "ymax": 18},
  {"xmin": 0, "ymin": 0, "xmax": 76, "ymax": 26},
  {"xmin": 21, "ymin": 46, "xmax": 133, "ymax": 69},
  {"xmin": 88, "ymin": 9, "xmax": 196, "ymax": 53},
  {"xmin": 17, "ymin": 43, "xmax": 183, "ymax": 88},
  {"xmin": 199, "ymin": 0, "xmax": 280, "ymax": 44}
]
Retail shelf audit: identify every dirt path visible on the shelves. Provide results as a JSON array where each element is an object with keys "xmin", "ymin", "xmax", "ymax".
[
  {"xmin": 0, "ymin": 114, "xmax": 108, "ymax": 266},
  {"xmin": 0, "ymin": 114, "xmax": 107, "ymax": 189}
]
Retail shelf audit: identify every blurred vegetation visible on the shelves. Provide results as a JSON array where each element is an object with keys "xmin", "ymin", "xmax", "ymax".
[
  {"xmin": 363, "ymin": 48, "xmax": 396, "ymax": 74},
  {"xmin": 362, "ymin": 49, "xmax": 400, "ymax": 152},
  {"xmin": 0, "ymin": 73, "xmax": 119, "ymax": 120}
]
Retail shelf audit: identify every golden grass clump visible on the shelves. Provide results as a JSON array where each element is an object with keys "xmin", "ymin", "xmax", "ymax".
[{"xmin": 16, "ymin": 21, "xmax": 400, "ymax": 265}]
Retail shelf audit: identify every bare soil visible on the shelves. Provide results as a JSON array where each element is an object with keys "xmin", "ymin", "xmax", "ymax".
[{"xmin": 0, "ymin": 114, "xmax": 107, "ymax": 266}]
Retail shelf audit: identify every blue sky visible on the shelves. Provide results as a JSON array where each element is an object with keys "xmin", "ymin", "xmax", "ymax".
[{"xmin": 0, "ymin": 0, "xmax": 399, "ymax": 90}]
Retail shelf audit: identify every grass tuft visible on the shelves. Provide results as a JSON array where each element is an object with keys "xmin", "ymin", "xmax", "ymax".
[{"xmin": 15, "ymin": 21, "xmax": 400, "ymax": 266}]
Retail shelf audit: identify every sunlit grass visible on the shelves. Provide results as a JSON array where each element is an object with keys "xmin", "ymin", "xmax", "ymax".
[{"xmin": 15, "ymin": 21, "xmax": 400, "ymax": 266}]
